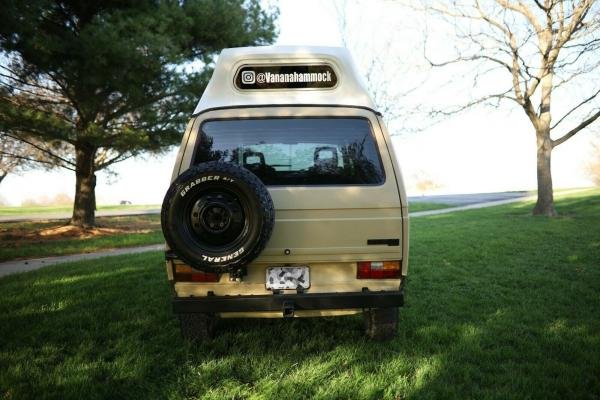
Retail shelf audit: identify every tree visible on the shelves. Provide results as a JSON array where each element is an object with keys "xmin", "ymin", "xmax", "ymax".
[
  {"xmin": 334, "ymin": 0, "xmax": 427, "ymax": 128},
  {"xmin": 586, "ymin": 135, "xmax": 600, "ymax": 186},
  {"xmin": 413, "ymin": 170, "xmax": 443, "ymax": 195},
  {"xmin": 422, "ymin": 0, "xmax": 600, "ymax": 215},
  {"xmin": 0, "ymin": 135, "xmax": 22, "ymax": 185},
  {"xmin": 0, "ymin": 132, "xmax": 68, "ymax": 185},
  {"xmin": 0, "ymin": 0, "xmax": 277, "ymax": 226}
]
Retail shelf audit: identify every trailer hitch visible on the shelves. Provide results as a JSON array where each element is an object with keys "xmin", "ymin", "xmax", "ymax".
[{"xmin": 282, "ymin": 300, "xmax": 294, "ymax": 318}]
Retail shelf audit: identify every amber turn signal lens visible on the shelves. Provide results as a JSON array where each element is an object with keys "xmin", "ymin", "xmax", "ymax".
[{"xmin": 357, "ymin": 261, "xmax": 400, "ymax": 279}]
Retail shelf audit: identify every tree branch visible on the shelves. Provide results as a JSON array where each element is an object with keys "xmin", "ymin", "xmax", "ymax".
[
  {"xmin": 494, "ymin": 0, "xmax": 544, "ymax": 34},
  {"xmin": 0, "ymin": 69, "xmax": 64, "ymax": 95},
  {"xmin": 430, "ymin": 88, "xmax": 517, "ymax": 117},
  {"xmin": 95, "ymin": 151, "xmax": 135, "ymax": 170},
  {"xmin": 4, "ymin": 133, "xmax": 75, "ymax": 167},
  {"xmin": 0, "ymin": 150, "xmax": 75, "ymax": 171},
  {"xmin": 551, "ymin": 88, "xmax": 600, "ymax": 129},
  {"xmin": 552, "ymin": 108, "xmax": 600, "ymax": 147},
  {"xmin": 533, "ymin": 0, "xmax": 549, "ymax": 12},
  {"xmin": 425, "ymin": 52, "xmax": 513, "ymax": 71}
]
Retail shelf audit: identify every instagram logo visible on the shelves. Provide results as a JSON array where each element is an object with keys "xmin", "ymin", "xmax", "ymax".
[{"xmin": 241, "ymin": 70, "xmax": 255, "ymax": 84}]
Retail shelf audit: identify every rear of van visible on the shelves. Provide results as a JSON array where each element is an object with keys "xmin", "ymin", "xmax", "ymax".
[{"xmin": 162, "ymin": 46, "xmax": 409, "ymax": 340}]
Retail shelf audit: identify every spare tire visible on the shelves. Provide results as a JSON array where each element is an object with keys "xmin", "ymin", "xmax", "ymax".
[{"xmin": 161, "ymin": 161, "xmax": 275, "ymax": 273}]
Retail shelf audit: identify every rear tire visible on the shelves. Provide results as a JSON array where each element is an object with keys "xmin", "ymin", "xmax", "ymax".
[
  {"xmin": 179, "ymin": 313, "xmax": 217, "ymax": 342},
  {"xmin": 363, "ymin": 307, "xmax": 398, "ymax": 341}
]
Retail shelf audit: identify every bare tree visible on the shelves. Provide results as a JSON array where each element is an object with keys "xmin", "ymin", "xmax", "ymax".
[
  {"xmin": 586, "ymin": 135, "xmax": 600, "ymax": 186},
  {"xmin": 413, "ymin": 169, "xmax": 443, "ymax": 195},
  {"xmin": 0, "ymin": 135, "xmax": 22, "ymax": 185},
  {"xmin": 421, "ymin": 0, "xmax": 600, "ymax": 215},
  {"xmin": 333, "ymin": 0, "xmax": 427, "ymax": 128},
  {"xmin": 0, "ymin": 133, "xmax": 68, "ymax": 185}
]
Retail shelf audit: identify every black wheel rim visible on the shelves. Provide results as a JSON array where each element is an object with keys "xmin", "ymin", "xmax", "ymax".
[{"xmin": 184, "ymin": 187, "xmax": 248, "ymax": 249}]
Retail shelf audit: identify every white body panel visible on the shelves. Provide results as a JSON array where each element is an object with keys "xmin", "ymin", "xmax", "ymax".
[{"xmin": 194, "ymin": 46, "xmax": 375, "ymax": 114}]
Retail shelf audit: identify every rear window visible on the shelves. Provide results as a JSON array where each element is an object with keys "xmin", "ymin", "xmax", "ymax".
[{"xmin": 194, "ymin": 118, "xmax": 385, "ymax": 185}]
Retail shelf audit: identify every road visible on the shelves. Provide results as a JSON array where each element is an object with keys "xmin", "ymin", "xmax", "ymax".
[{"xmin": 408, "ymin": 191, "xmax": 530, "ymax": 206}]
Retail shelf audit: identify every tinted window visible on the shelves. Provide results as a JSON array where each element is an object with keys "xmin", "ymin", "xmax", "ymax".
[{"xmin": 195, "ymin": 118, "xmax": 385, "ymax": 185}]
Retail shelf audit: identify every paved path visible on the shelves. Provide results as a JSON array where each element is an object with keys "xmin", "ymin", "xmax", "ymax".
[
  {"xmin": 0, "ymin": 189, "xmax": 584, "ymax": 278},
  {"xmin": 0, "ymin": 244, "xmax": 164, "ymax": 278},
  {"xmin": 410, "ymin": 194, "xmax": 536, "ymax": 217}
]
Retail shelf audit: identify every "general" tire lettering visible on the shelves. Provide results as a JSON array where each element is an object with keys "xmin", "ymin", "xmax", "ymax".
[{"xmin": 201, "ymin": 247, "xmax": 245, "ymax": 263}]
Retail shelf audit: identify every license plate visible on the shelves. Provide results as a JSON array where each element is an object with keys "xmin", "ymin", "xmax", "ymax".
[{"xmin": 266, "ymin": 266, "xmax": 310, "ymax": 290}]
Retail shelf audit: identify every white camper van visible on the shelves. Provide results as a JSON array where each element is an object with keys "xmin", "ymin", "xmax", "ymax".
[{"xmin": 161, "ymin": 46, "xmax": 409, "ymax": 340}]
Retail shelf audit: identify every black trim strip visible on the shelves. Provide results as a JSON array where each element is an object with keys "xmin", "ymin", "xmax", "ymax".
[
  {"xmin": 367, "ymin": 239, "xmax": 400, "ymax": 246},
  {"xmin": 191, "ymin": 104, "xmax": 382, "ymax": 118},
  {"xmin": 172, "ymin": 290, "xmax": 404, "ymax": 313}
]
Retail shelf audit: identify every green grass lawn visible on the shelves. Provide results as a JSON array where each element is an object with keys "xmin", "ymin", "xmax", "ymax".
[
  {"xmin": 0, "ymin": 215, "xmax": 163, "ymax": 262},
  {"xmin": 0, "ymin": 204, "xmax": 160, "ymax": 217},
  {"xmin": 408, "ymin": 201, "xmax": 453, "ymax": 212},
  {"xmin": 1, "ymin": 190, "xmax": 599, "ymax": 399}
]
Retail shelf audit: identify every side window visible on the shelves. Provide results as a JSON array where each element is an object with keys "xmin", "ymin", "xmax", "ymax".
[{"xmin": 194, "ymin": 118, "xmax": 385, "ymax": 185}]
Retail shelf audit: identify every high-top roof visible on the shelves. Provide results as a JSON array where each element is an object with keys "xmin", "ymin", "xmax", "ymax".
[{"xmin": 193, "ymin": 46, "xmax": 376, "ymax": 115}]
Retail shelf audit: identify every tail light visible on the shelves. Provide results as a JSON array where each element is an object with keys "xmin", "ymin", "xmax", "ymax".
[
  {"xmin": 174, "ymin": 264, "xmax": 220, "ymax": 282},
  {"xmin": 357, "ymin": 261, "xmax": 401, "ymax": 279}
]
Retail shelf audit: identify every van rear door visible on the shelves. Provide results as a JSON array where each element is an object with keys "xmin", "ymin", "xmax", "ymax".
[{"xmin": 180, "ymin": 106, "xmax": 405, "ymax": 264}]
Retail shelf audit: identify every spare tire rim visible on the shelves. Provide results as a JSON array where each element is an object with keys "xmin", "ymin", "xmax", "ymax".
[
  {"xmin": 198, "ymin": 202, "xmax": 231, "ymax": 233},
  {"xmin": 189, "ymin": 191, "xmax": 246, "ymax": 247}
]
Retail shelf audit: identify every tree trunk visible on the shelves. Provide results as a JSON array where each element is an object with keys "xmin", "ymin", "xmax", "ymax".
[
  {"xmin": 71, "ymin": 145, "xmax": 97, "ymax": 227},
  {"xmin": 533, "ymin": 132, "xmax": 557, "ymax": 216},
  {"xmin": 0, "ymin": 171, "xmax": 6, "ymax": 186}
]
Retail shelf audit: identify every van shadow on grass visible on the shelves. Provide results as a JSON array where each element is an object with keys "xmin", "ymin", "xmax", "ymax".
[{"xmin": 2, "ymin": 191, "xmax": 600, "ymax": 400}]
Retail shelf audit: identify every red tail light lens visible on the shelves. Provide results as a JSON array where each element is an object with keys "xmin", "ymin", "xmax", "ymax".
[
  {"xmin": 357, "ymin": 261, "xmax": 401, "ymax": 279},
  {"xmin": 174, "ymin": 265, "xmax": 220, "ymax": 282}
]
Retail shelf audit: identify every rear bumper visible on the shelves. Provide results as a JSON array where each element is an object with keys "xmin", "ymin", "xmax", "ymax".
[{"xmin": 172, "ymin": 289, "xmax": 404, "ymax": 314}]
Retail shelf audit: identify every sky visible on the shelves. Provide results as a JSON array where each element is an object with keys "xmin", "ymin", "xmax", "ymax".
[{"xmin": 0, "ymin": 0, "xmax": 597, "ymax": 206}]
